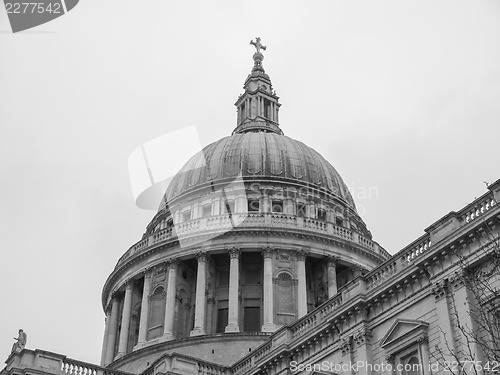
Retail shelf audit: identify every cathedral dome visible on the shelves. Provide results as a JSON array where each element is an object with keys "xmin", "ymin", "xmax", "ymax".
[
  {"xmin": 99, "ymin": 40, "xmax": 389, "ymax": 373},
  {"xmin": 163, "ymin": 132, "xmax": 356, "ymax": 209}
]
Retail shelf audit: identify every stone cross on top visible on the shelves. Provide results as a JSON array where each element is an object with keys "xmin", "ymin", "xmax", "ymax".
[{"xmin": 250, "ymin": 37, "xmax": 266, "ymax": 54}]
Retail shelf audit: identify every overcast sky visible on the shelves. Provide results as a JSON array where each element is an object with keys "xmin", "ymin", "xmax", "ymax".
[{"xmin": 1, "ymin": 0, "xmax": 499, "ymax": 366}]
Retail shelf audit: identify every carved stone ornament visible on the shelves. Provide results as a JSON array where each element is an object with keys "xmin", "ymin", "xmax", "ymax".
[
  {"xmin": 278, "ymin": 251, "xmax": 291, "ymax": 261},
  {"xmin": 154, "ymin": 264, "xmax": 167, "ymax": 276},
  {"xmin": 143, "ymin": 268, "xmax": 153, "ymax": 279},
  {"xmin": 431, "ymin": 280, "xmax": 448, "ymax": 300},
  {"xmin": 196, "ymin": 252, "xmax": 207, "ymax": 262},
  {"xmin": 327, "ymin": 256, "xmax": 340, "ymax": 268},
  {"xmin": 228, "ymin": 247, "xmax": 241, "ymax": 259},
  {"xmin": 449, "ymin": 271, "xmax": 466, "ymax": 290},
  {"xmin": 340, "ymin": 337, "xmax": 351, "ymax": 355},
  {"xmin": 167, "ymin": 259, "xmax": 179, "ymax": 270},
  {"xmin": 296, "ymin": 250, "xmax": 307, "ymax": 262},
  {"xmin": 417, "ymin": 335, "xmax": 429, "ymax": 344},
  {"xmin": 353, "ymin": 328, "xmax": 372, "ymax": 347},
  {"xmin": 262, "ymin": 247, "xmax": 274, "ymax": 259}
]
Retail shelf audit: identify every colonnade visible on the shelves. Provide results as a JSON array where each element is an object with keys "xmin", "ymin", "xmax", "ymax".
[{"xmin": 100, "ymin": 251, "xmax": 340, "ymax": 365}]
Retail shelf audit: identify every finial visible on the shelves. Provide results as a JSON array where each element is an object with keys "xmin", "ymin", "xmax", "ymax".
[{"xmin": 250, "ymin": 37, "xmax": 266, "ymax": 54}]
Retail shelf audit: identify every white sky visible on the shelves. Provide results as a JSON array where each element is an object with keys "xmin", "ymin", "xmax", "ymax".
[{"xmin": 1, "ymin": 0, "xmax": 499, "ymax": 366}]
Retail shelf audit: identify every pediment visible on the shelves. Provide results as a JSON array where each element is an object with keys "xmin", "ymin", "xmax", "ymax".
[{"xmin": 381, "ymin": 319, "xmax": 428, "ymax": 348}]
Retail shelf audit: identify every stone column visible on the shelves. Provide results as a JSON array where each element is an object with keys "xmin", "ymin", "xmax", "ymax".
[
  {"xmin": 206, "ymin": 296, "xmax": 215, "ymax": 334},
  {"xmin": 136, "ymin": 270, "xmax": 152, "ymax": 347},
  {"xmin": 327, "ymin": 257, "xmax": 338, "ymax": 298},
  {"xmin": 163, "ymin": 260, "xmax": 178, "ymax": 340},
  {"xmin": 191, "ymin": 252, "xmax": 207, "ymax": 336},
  {"xmin": 117, "ymin": 282, "xmax": 134, "ymax": 357},
  {"xmin": 262, "ymin": 248, "xmax": 275, "ymax": 332},
  {"xmin": 297, "ymin": 250, "xmax": 308, "ymax": 318},
  {"xmin": 226, "ymin": 248, "xmax": 240, "ymax": 332},
  {"xmin": 104, "ymin": 296, "xmax": 120, "ymax": 365},
  {"xmin": 100, "ymin": 308, "xmax": 111, "ymax": 366}
]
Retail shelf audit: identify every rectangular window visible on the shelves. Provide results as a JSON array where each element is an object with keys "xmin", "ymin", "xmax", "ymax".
[
  {"xmin": 244, "ymin": 307, "xmax": 261, "ymax": 332},
  {"xmin": 317, "ymin": 208, "xmax": 327, "ymax": 221},
  {"xmin": 202, "ymin": 204, "xmax": 212, "ymax": 218},
  {"xmin": 247, "ymin": 199, "xmax": 260, "ymax": 212},
  {"xmin": 272, "ymin": 200, "xmax": 283, "ymax": 213},
  {"xmin": 216, "ymin": 308, "xmax": 229, "ymax": 333},
  {"xmin": 297, "ymin": 203, "xmax": 306, "ymax": 217},
  {"xmin": 336, "ymin": 217, "xmax": 343, "ymax": 227},
  {"xmin": 183, "ymin": 210, "xmax": 191, "ymax": 222}
]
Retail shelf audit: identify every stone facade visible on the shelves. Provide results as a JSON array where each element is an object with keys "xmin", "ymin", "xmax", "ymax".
[{"xmin": 2, "ymin": 44, "xmax": 500, "ymax": 375}]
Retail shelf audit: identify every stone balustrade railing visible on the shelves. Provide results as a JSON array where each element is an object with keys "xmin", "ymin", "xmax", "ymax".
[
  {"xmin": 291, "ymin": 313, "xmax": 318, "ymax": 339},
  {"xmin": 62, "ymin": 358, "xmax": 130, "ymax": 375},
  {"xmin": 115, "ymin": 213, "xmax": 385, "ymax": 267},
  {"xmin": 461, "ymin": 194, "xmax": 496, "ymax": 224},
  {"xmin": 252, "ymin": 341, "xmax": 273, "ymax": 363},
  {"xmin": 61, "ymin": 361, "xmax": 97, "ymax": 375},
  {"xmin": 366, "ymin": 260, "xmax": 398, "ymax": 290},
  {"xmin": 3, "ymin": 350, "xmax": 132, "ymax": 375},
  {"xmin": 232, "ymin": 357, "xmax": 253, "ymax": 375},
  {"xmin": 197, "ymin": 362, "xmax": 229, "ymax": 375},
  {"xmin": 317, "ymin": 293, "xmax": 343, "ymax": 318},
  {"xmin": 400, "ymin": 235, "xmax": 432, "ymax": 268},
  {"xmin": 366, "ymin": 190, "xmax": 499, "ymax": 289},
  {"xmin": 231, "ymin": 293, "xmax": 344, "ymax": 375}
]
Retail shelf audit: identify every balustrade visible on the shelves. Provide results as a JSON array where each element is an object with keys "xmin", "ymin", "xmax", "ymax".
[
  {"xmin": 61, "ymin": 359, "xmax": 129, "ymax": 375},
  {"xmin": 197, "ymin": 362, "xmax": 228, "ymax": 375},
  {"xmin": 462, "ymin": 194, "xmax": 496, "ymax": 224},
  {"xmin": 116, "ymin": 213, "xmax": 385, "ymax": 266},
  {"xmin": 400, "ymin": 236, "xmax": 432, "ymax": 267},
  {"xmin": 366, "ymin": 261, "xmax": 398, "ymax": 290}
]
